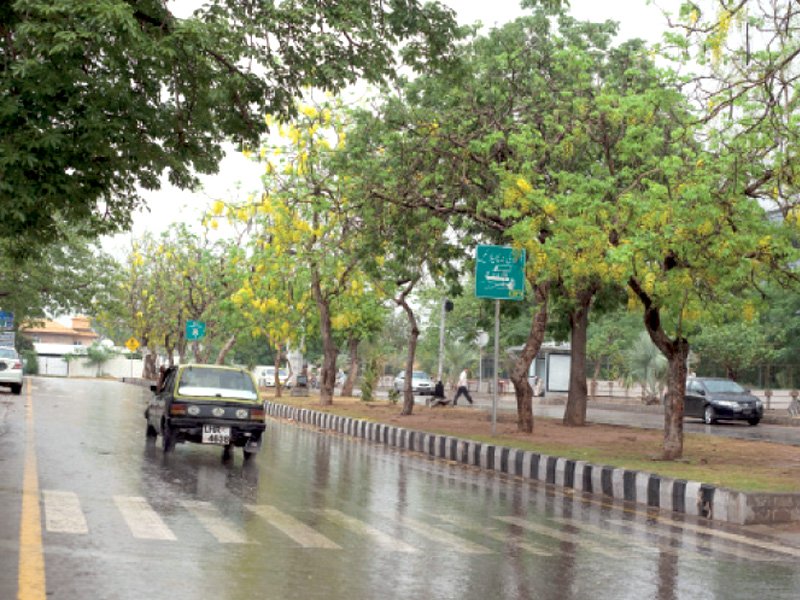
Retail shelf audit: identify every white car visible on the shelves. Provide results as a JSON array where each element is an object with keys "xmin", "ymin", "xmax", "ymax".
[
  {"xmin": 254, "ymin": 365, "xmax": 290, "ymax": 388},
  {"xmin": 393, "ymin": 370, "xmax": 434, "ymax": 395},
  {"xmin": 0, "ymin": 347, "xmax": 23, "ymax": 395}
]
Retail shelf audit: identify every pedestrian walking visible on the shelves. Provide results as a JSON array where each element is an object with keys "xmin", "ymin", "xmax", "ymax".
[{"xmin": 453, "ymin": 368, "xmax": 473, "ymax": 405}]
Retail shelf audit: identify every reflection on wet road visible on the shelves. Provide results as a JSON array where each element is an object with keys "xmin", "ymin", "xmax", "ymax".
[{"xmin": 1, "ymin": 378, "xmax": 799, "ymax": 600}]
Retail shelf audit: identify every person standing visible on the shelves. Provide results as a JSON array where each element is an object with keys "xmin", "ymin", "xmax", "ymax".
[{"xmin": 453, "ymin": 368, "xmax": 473, "ymax": 405}]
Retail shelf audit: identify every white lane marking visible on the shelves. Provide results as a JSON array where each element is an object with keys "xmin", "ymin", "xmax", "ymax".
[
  {"xmin": 180, "ymin": 500, "xmax": 250, "ymax": 544},
  {"xmin": 246, "ymin": 505, "xmax": 340, "ymax": 549},
  {"xmin": 551, "ymin": 517, "xmax": 720, "ymax": 562},
  {"xmin": 319, "ymin": 509, "xmax": 418, "ymax": 553},
  {"xmin": 113, "ymin": 496, "xmax": 176, "ymax": 541},
  {"xmin": 604, "ymin": 519, "xmax": 784, "ymax": 562},
  {"xmin": 388, "ymin": 514, "xmax": 493, "ymax": 555},
  {"xmin": 436, "ymin": 514, "xmax": 552, "ymax": 557},
  {"xmin": 43, "ymin": 490, "xmax": 88, "ymax": 535},
  {"xmin": 646, "ymin": 516, "xmax": 800, "ymax": 559},
  {"xmin": 495, "ymin": 516, "xmax": 625, "ymax": 559}
]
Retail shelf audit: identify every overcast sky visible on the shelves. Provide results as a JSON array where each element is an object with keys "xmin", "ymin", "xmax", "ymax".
[{"xmin": 102, "ymin": 0, "xmax": 678, "ymax": 257}]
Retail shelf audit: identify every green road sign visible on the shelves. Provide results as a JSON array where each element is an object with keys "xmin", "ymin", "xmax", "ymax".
[
  {"xmin": 475, "ymin": 245, "xmax": 525, "ymax": 300},
  {"xmin": 186, "ymin": 320, "xmax": 206, "ymax": 341}
]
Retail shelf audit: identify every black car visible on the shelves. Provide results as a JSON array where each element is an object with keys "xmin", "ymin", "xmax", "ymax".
[
  {"xmin": 145, "ymin": 364, "xmax": 266, "ymax": 460},
  {"xmin": 684, "ymin": 377, "xmax": 763, "ymax": 426}
]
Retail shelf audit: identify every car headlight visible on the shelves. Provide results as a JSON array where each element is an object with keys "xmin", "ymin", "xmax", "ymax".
[
  {"xmin": 187, "ymin": 405, "xmax": 201, "ymax": 416},
  {"xmin": 236, "ymin": 409, "xmax": 249, "ymax": 419}
]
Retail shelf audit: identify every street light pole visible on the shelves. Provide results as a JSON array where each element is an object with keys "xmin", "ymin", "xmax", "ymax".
[{"xmin": 437, "ymin": 298, "xmax": 446, "ymax": 382}]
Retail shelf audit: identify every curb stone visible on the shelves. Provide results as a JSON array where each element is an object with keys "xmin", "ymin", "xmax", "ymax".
[{"xmin": 265, "ymin": 401, "xmax": 800, "ymax": 525}]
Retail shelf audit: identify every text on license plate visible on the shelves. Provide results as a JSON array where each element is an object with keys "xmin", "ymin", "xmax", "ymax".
[{"xmin": 202, "ymin": 425, "xmax": 231, "ymax": 445}]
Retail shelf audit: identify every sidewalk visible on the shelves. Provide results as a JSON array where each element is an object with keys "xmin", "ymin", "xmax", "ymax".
[{"xmin": 468, "ymin": 391, "xmax": 800, "ymax": 427}]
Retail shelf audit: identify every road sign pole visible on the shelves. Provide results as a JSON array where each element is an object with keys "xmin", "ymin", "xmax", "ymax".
[{"xmin": 492, "ymin": 299, "xmax": 500, "ymax": 436}]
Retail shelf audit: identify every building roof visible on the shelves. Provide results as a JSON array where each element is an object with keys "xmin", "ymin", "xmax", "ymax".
[{"xmin": 22, "ymin": 317, "xmax": 98, "ymax": 339}]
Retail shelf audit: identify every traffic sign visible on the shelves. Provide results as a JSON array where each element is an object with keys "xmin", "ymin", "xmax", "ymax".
[
  {"xmin": 125, "ymin": 337, "xmax": 140, "ymax": 353},
  {"xmin": 186, "ymin": 320, "xmax": 206, "ymax": 341},
  {"xmin": 0, "ymin": 311, "xmax": 13, "ymax": 329},
  {"xmin": 475, "ymin": 245, "xmax": 525, "ymax": 300}
]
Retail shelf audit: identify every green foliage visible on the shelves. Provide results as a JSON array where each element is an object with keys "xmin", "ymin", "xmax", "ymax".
[
  {"xmin": 623, "ymin": 332, "xmax": 668, "ymax": 404},
  {"xmin": 387, "ymin": 387, "xmax": 400, "ymax": 404},
  {"xmin": 0, "ymin": 0, "xmax": 458, "ymax": 251},
  {"xmin": 587, "ymin": 308, "xmax": 643, "ymax": 379},
  {"xmin": 359, "ymin": 356, "xmax": 380, "ymax": 402},
  {"xmin": 0, "ymin": 230, "xmax": 120, "ymax": 326},
  {"xmin": 21, "ymin": 349, "xmax": 38, "ymax": 375},
  {"xmin": 83, "ymin": 342, "xmax": 117, "ymax": 376}
]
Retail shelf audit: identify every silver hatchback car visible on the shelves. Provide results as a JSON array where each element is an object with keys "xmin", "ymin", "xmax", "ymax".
[{"xmin": 0, "ymin": 346, "xmax": 23, "ymax": 395}]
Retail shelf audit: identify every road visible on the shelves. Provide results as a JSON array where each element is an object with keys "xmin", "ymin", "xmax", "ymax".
[
  {"xmin": 468, "ymin": 396, "xmax": 800, "ymax": 446},
  {"xmin": 1, "ymin": 378, "xmax": 799, "ymax": 599}
]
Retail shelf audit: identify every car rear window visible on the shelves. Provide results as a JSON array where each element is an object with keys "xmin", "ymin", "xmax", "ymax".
[
  {"xmin": 177, "ymin": 368, "xmax": 258, "ymax": 400},
  {"xmin": 0, "ymin": 347, "xmax": 17, "ymax": 359}
]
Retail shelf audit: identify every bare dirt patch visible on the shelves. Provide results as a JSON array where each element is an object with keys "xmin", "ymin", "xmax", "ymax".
[{"xmin": 267, "ymin": 393, "xmax": 800, "ymax": 493}]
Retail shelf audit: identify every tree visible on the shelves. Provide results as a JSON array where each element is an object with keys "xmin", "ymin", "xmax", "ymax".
[
  {"xmin": 665, "ymin": 1, "xmax": 800, "ymax": 218},
  {"xmin": 83, "ymin": 342, "xmax": 117, "ymax": 378},
  {"xmin": 623, "ymin": 331, "xmax": 668, "ymax": 404},
  {"xmin": 0, "ymin": 230, "xmax": 119, "ymax": 327},
  {"xmin": 0, "ymin": 0, "xmax": 458, "ymax": 251}
]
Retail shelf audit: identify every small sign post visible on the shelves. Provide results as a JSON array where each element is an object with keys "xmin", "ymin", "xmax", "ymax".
[
  {"xmin": 125, "ymin": 337, "xmax": 140, "ymax": 353},
  {"xmin": 186, "ymin": 320, "xmax": 206, "ymax": 341},
  {"xmin": 475, "ymin": 245, "xmax": 525, "ymax": 435}
]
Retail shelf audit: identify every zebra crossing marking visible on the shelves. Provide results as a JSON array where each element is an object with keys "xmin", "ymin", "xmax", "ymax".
[
  {"xmin": 436, "ymin": 514, "xmax": 552, "ymax": 557},
  {"xmin": 113, "ymin": 496, "xmax": 176, "ymax": 541},
  {"xmin": 43, "ymin": 490, "xmax": 88, "ymax": 535},
  {"xmin": 180, "ymin": 500, "xmax": 250, "ymax": 544},
  {"xmin": 387, "ymin": 514, "xmax": 493, "ymax": 555},
  {"xmin": 646, "ymin": 516, "xmax": 800, "ymax": 559},
  {"xmin": 318, "ymin": 509, "xmax": 419, "ymax": 553},
  {"xmin": 245, "ymin": 505, "xmax": 340, "ymax": 549},
  {"xmin": 495, "ymin": 516, "xmax": 626, "ymax": 558}
]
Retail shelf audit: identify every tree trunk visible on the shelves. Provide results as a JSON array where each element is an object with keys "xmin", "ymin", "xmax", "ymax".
[
  {"xmin": 395, "ymin": 277, "xmax": 421, "ymax": 416},
  {"xmin": 629, "ymin": 277, "xmax": 688, "ymax": 460},
  {"xmin": 563, "ymin": 288, "xmax": 595, "ymax": 426},
  {"xmin": 340, "ymin": 335, "xmax": 359, "ymax": 397},
  {"xmin": 508, "ymin": 283, "xmax": 549, "ymax": 433},
  {"xmin": 398, "ymin": 297, "xmax": 420, "ymax": 416},
  {"xmin": 274, "ymin": 345, "xmax": 283, "ymax": 399},
  {"xmin": 215, "ymin": 335, "xmax": 236, "ymax": 365},
  {"xmin": 312, "ymin": 269, "xmax": 337, "ymax": 405},
  {"xmin": 661, "ymin": 346, "xmax": 688, "ymax": 459}
]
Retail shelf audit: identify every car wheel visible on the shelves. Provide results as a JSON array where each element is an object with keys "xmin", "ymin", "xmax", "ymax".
[
  {"xmin": 703, "ymin": 405, "xmax": 716, "ymax": 425},
  {"xmin": 747, "ymin": 417, "xmax": 761, "ymax": 426},
  {"xmin": 161, "ymin": 421, "xmax": 175, "ymax": 452},
  {"xmin": 11, "ymin": 383, "xmax": 22, "ymax": 395}
]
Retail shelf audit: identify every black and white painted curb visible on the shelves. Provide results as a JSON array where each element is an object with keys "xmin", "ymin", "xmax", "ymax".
[{"xmin": 265, "ymin": 401, "xmax": 800, "ymax": 525}]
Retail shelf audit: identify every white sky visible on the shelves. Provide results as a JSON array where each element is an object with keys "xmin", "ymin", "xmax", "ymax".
[{"xmin": 102, "ymin": 0, "xmax": 678, "ymax": 257}]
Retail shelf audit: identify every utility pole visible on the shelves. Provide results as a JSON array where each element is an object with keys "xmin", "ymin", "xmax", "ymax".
[{"xmin": 437, "ymin": 298, "xmax": 453, "ymax": 382}]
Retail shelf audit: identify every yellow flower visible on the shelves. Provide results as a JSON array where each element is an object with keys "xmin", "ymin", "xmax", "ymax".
[
  {"xmin": 299, "ymin": 105, "xmax": 318, "ymax": 119},
  {"xmin": 515, "ymin": 177, "xmax": 532, "ymax": 194}
]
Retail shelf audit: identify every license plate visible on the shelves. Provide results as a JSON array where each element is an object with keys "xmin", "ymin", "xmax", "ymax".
[{"xmin": 202, "ymin": 425, "xmax": 230, "ymax": 445}]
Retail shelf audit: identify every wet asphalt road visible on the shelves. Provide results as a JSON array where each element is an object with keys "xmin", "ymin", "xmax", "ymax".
[{"xmin": 1, "ymin": 377, "xmax": 799, "ymax": 600}]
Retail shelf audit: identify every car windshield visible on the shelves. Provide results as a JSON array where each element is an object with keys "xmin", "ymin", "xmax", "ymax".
[
  {"xmin": 412, "ymin": 372, "xmax": 430, "ymax": 380},
  {"xmin": 177, "ymin": 367, "xmax": 258, "ymax": 400},
  {"xmin": 703, "ymin": 379, "xmax": 746, "ymax": 394},
  {"xmin": 0, "ymin": 347, "xmax": 17, "ymax": 359}
]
